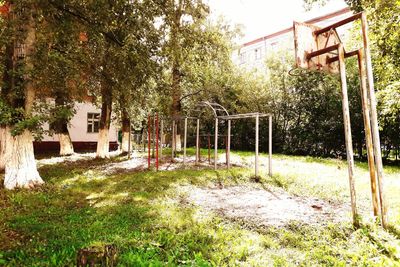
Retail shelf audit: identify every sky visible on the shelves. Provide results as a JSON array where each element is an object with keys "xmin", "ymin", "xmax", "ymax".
[{"xmin": 206, "ymin": 0, "xmax": 348, "ymax": 43}]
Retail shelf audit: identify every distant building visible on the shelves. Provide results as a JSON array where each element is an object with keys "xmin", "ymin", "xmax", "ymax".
[
  {"xmin": 35, "ymin": 101, "xmax": 119, "ymax": 153},
  {"xmin": 233, "ymin": 7, "xmax": 353, "ymax": 71}
]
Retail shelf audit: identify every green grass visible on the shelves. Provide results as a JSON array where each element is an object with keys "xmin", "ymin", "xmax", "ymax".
[{"xmin": 0, "ymin": 152, "xmax": 399, "ymax": 266}]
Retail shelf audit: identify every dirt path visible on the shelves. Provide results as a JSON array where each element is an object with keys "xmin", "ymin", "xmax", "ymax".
[{"xmin": 183, "ymin": 185, "xmax": 353, "ymax": 227}]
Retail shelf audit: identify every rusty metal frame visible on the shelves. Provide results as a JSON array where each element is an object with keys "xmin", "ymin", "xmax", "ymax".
[{"xmin": 298, "ymin": 11, "xmax": 388, "ymax": 228}]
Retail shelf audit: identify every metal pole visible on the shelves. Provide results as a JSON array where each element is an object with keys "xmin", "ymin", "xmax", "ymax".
[
  {"xmin": 148, "ymin": 114, "xmax": 151, "ymax": 170},
  {"xmin": 196, "ymin": 119, "xmax": 200, "ymax": 164},
  {"xmin": 160, "ymin": 120, "xmax": 163, "ymax": 159},
  {"xmin": 208, "ymin": 134, "xmax": 211, "ymax": 164},
  {"xmin": 214, "ymin": 118, "xmax": 218, "ymax": 170},
  {"xmin": 269, "ymin": 115, "xmax": 272, "ymax": 176},
  {"xmin": 152, "ymin": 117, "xmax": 155, "ymax": 158},
  {"xmin": 128, "ymin": 123, "xmax": 131, "ymax": 160},
  {"xmin": 172, "ymin": 120, "xmax": 175, "ymax": 162},
  {"xmin": 361, "ymin": 13, "xmax": 388, "ymax": 228},
  {"xmin": 227, "ymin": 120, "xmax": 231, "ymax": 169},
  {"xmin": 357, "ymin": 50, "xmax": 379, "ymax": 216},
  {"xmin": 255, "ymin": 114, "xmax": 259, "ymax": 177},
  {"xmin": 183, "ymin": 117, "xmax": 187, "ymax": 166},
  {"xmin": 156, "ymin": 114, "xmax": 159, "ymax": 171},
  {"xmin": 338, "ymin": 44, "xmax": 359, "ymax": 227}
]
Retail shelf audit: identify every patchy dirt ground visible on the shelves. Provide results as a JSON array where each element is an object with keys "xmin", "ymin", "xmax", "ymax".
[
  {"xmin": 182, "ymin": 185, "xmax": 355, "ymax": 227},
  {"xmin": 35, "ymin": 151, "xmax": 370, "ymax": 227}
]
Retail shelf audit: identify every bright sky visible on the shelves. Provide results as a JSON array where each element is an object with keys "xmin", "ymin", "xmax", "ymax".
[{"xmin": 207, "ymin": 0, "xmax": 348, "ymax": 43}]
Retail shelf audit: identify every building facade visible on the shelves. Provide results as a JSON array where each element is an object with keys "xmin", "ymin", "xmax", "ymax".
[
  {"xmin": 34, "ymin": 102, "xmax": 119, "ymax": 153},
  {"xmin": 233, "ymin": 7, "xmax": 353, "ymax": 71}
]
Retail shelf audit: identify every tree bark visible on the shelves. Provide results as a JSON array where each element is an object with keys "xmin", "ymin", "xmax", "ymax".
[
  {"xmin": 58, "ymin": 131, "xmax": 74, "ymax": 156},
  {"xmin": 121, "ymin": 109, "xmax": 130, "ymax": 153},
  {"xmin": 96, "ymin": 84, "xmax": 112, "ymax": 159},
  {"xmin": 3, "ymin": 5, "xmax": 44, "ymax": 189},
  {"xmin": 4, "ymin": 127, "xmax": 44, "ymax": 189}
]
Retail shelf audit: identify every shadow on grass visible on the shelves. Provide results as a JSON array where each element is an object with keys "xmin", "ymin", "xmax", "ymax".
[{"xmin": 1, "ymin": 156, "xmax": 399, "ymax": 266}]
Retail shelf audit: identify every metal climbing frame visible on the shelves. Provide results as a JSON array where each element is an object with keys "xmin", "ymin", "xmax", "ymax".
[{"xmin": 149, "ymin": 102, "xmax": 273, "ymax": 177}]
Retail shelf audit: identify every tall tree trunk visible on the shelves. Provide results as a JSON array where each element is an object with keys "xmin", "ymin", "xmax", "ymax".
[
  {"xmin": 96, "ymin": 84, "xmax": 112, "ymax": 158},
  {"xmin": 121, "ymin": 109, "xmax": 130, "ymax": 153},
  {"xmin": 0, "ymin": 126, "xmax": 6, "ymax": 171},
  {"xmin": 4, "ymin": 127, "xmax": 43, "ymax": 189},
  {"xmin": 4, "ymin": 6, "xmax": 43, "ymax": 189},
  {"xmin": 52, "ymin": 95, "xmax": 74, "ymax": 156},
  {"xmin": 58, "ymin": 129, "xmax": 74, "ymax": 156}
]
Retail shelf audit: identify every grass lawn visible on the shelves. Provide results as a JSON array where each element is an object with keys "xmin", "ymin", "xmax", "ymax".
[{"xmin": 0, "ymin": 150, "xmax": 399, "ymax": 266}]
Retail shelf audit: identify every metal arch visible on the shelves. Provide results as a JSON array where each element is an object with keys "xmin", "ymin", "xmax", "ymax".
[{"xmin": 195, "ymin": 101, "xmax": 229, "ymax": 118}]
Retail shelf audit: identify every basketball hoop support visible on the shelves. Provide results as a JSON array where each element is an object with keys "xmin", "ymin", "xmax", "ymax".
[{"xmin": 294, "ymin": 12, "xmax": 388, "ymax": 228}]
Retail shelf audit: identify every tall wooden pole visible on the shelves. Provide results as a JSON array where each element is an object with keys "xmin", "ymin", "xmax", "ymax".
[
  {"xmin": 361, "ymin": 13, "xmax": 388, "ymax": 228},
  {"xmin": 357, "ymin": 50, "xmax": 379, "ymax": 216},
  {"xmin": 196, "ymin": 119, "xmax": 200, "ymax": 164},
  {"xmin": 183, "ymin": 117, "xmax": 187, "ymax": 166},
  {"xmin": 269, "ymin": 115, "xmax": 272, "ymax": 176},
  {"xmin": 338, "ymin": 44, "xmax": 359, "ymax": 227},
  {"xmin": 214, "ymin": 118, "xmax": 218, "ymax": 170},
  {"xmin": 255, "ymin": 114, "xmax": 259, "ymax": 177},
  {"xmin": 227, "ymin": 120, "xmax": 231, "ymax": 169}
]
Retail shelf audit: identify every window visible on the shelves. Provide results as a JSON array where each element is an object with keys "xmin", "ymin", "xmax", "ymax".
[
  {"xmin": 87, "ymin": 113, "xmax": 100, "ymax": 133},
  {"xmin": 239, "ymin": 52, "xmax": 246, "ymax": 64},
  {"xmin": 254, "ymin": 48, "xmax": 262, "ymax": 60}
]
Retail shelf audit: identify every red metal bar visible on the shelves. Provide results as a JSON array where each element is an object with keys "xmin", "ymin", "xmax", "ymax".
[
  {"xmin": 156, "ymin": 113, "xmax": 159, "ymax": 171},
  {"xmin": 306, "ymin": 44, "xmax": 340, "ymax": 60},
  {"xmin": 326, "ymin": 50, "xmax": 359, "ymax": 64},
  {"xmin": 148, "ymin": 114, "xmax": 151, "ymax": 170},
  {"xmin": 314, "ymin": 12, "xmax": 362, "ymax": 36}
]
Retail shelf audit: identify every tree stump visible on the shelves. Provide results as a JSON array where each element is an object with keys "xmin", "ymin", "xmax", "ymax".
[{"xmin": 76, "ymin": 244, "xmax": 117, "ymax": 267}]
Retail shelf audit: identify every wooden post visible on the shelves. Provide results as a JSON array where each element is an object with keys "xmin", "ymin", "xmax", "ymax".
[
  {"xmin": 338, "ymin": 44, "xmax": 359, "ymax": 227},
  {"xmin": 227, "ymin": 120, "xmax": 231, "ymax": 169},
  {"xmin": 148, "ymin": 114, "xmax": 151, "ymax": 170},
  {"xmin": 208, "ymin": 134, "xmax": 211, "ymax": 164},
  {"xmin": 196, "ymin": 119, "xmax": 200, "ymax": 164},
  {"xmin": 357, "ymin": 50, "xmax": 379, "ymax": 216},
  {"xmin": 214, "ymin": 118, "xmax": 218, "ymax": 170},
  {"xmin": 183, "ymin": 117, "xmax": 187, "ymax": 166},
  {"xmin": 361, "ymin": 13, "xmax": 388, "ymax": 228},
  {"xmin": 156, "ymin": 114, "xmax": 159, "ymax": 171},
  {"xmin": 269, "ymin": 115, "xmax": 272, "ymax": 176},
  {"xmin": 160, "ymin": 120, "xmax": 163, "ymax": 159},
  {"xmin": 255, "ymin": 114, "xmax": 259, "ymax": 177},
  {"xmin": 172, "ymin": 120, "xmax": 175, "ymax": 162}
]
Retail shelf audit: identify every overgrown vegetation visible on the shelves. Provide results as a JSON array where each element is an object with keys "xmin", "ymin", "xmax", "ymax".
[{"xmin": 1, "ymin": 152, "xmax": 399, "ymax": 266}]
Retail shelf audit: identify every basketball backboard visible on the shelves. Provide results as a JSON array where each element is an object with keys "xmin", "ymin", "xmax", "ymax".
[{"xmin": 293, "ymin": 21, "xmax": 341, "ymax": 74}]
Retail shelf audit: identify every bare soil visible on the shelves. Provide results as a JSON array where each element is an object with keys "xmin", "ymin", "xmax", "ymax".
[{"xmin": 183, "ymin": 184, "xmax": 353, "ymax": 227}]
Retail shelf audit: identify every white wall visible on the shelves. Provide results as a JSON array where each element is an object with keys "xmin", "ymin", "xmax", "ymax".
[{"xmin": 41, "ymin": 102, "xmax": 118, "ymax": 143}]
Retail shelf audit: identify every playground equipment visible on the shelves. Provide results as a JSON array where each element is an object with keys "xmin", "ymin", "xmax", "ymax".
[
  {"xmin": 293, "ymin": 12, "xmax": 387, "ymax": 228},
  {"xmin": 143, "ymin": 101, "xmax": 273, "ymax": 178}
]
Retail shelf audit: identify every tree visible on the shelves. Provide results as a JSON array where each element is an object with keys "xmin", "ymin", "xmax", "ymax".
[{"xmin": 0, "ymin": 1, "xmax": 44, "ymax": 189}]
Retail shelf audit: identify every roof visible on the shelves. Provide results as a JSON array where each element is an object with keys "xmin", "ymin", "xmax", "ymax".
[{"xmin": 242, "ymin": 7, "xmax": 351, "ymax": 48}]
